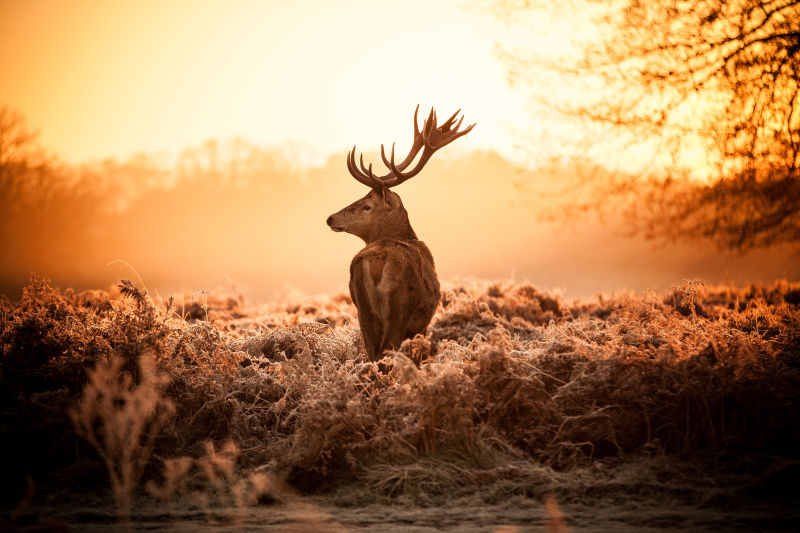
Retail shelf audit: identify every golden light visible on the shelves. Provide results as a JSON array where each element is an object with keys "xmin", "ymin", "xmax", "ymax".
[
  {"xmin": 0, "ymin": 0, "xmax": 528, "ymax": 165},
  {"xmin": 0, "ymin": 0, "xmax": 796, "ymax": 300}
]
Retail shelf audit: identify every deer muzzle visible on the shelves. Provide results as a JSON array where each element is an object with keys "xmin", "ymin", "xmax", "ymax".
[{"xmin": 326, "ymin": 214, "xmax": 345, "ymax": 232}]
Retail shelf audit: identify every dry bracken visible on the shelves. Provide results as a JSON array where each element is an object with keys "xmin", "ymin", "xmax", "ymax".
[{"xmin": 0, "ymin": 274, "xmax": 798, "ymax": 521}]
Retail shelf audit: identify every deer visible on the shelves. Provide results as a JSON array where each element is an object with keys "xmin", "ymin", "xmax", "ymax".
[{"xmin": 326, "ymin": 106, "xmax": 475, "ymax": 363}]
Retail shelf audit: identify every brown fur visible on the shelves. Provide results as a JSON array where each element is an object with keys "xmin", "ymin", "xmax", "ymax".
[
  {"xmin": 327, "ymin": 188, "xmax": 440, "ymax": 361},
  {"xmin": 328, "ymin": 106, "xmax": 473, "ymax": 362}
]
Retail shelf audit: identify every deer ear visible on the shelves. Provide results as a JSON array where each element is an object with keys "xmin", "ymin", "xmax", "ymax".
[{"xmin": 375, "ymin": 183, "xmax": 389, "ymax": 205}]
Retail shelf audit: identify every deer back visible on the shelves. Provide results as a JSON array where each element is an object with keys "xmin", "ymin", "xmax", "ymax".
[{"xmin": 349, "ymin": 238, "xmax": 440, "ymax": 360}]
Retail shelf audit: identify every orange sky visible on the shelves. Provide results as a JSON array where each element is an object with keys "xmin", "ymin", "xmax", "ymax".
[
  {"xmin": 1, "ymin": 0, "xmax": 795, "ymax": 300},
  {"xmin": 0, "ymin": 0, "xmax": 707, "ymax": 174},
  {"xmin": 0, "ymin": 0, "xmax": 538, "ymax": 165}
]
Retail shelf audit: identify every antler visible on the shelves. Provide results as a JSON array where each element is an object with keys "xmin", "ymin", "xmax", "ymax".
[{"xmin": 347, "ymin": 105, "xmax": 475, "ymax": 188}]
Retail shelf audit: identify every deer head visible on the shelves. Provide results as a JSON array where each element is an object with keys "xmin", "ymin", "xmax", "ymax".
[{"xmin": 326, "ymin": 105, "xmax": 475, "ymax": 244}]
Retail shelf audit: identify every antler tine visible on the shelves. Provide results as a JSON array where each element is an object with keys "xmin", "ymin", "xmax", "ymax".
[
  {"xmin": 384, "ymin": 147, "xmax": 435, "ymax": 184},
  {"xmin": 426, "ymin": 107, "xmax": 435, "ymax": 127},
  {"xmin": 359, "ymin": 153, "xmax": 370, "ymax": 176},
  {"xmin": 379, "ymin": 108, "xmax": 427, "ymax": 173},
  {"xmin": 380, "ymin": 142, "xmax": 396, "ymax": 170},
  {"xmin": 430, "ymin": 115, "xmax": 466, "ymax": 149},
  {"xmin": 378, "ymin": 107, "xmax": 476, "ymax": 187},
  {"xmin": 413, "ymin": 104, "xmax": 421, "ymax": 136},
  {"xmin": 346, "ymin": 106, "xmax": 475, "ymax": 190},
  {"xmin": 423, "ymin": 108, "xmax": 436, "ymax": 136},
  {"xmin": 440, "ymin": 109, "xmax": 461, "ymax": 131},
  {"xmin": 462, "ymin": 120, "xmax": 477, "ymax": 136},
  {"xmin": 347, "ymin": 146, "xmax": 380, "ymax": 187}
]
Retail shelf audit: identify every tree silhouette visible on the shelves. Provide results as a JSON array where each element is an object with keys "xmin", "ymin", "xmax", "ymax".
[
  {"xmin": 493, "ymin": 0, "xmax": 800, "ymax": 250},
  {"xmin": 0, "ymin": 107, "xmax": 103, "ymax": 280},
  {"xmin": 0, "ymin": 106, "xmax": 40, "ymax": 167}
]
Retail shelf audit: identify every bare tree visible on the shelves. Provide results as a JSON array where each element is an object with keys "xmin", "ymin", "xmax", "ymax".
[
  {"xmin": 0, "ymin": 107, "xmax": 104, "ymax": 276},
  {"xmin": 491, "ymin": 0, "xmax": 800, "ymax": 250},
  {"xmin": 0, "ymin": 107, "xmax": 46, "ymax": 259},
  {"xmin": 0, "ymin": 107, "xmax": 40, "ymax": 166}
]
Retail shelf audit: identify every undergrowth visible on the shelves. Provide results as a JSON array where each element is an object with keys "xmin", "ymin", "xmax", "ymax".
[{"xmin": 1, "ymin": 275, "xmax": 799, "ymax": 519}]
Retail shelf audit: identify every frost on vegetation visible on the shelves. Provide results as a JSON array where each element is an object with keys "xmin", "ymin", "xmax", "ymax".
[
  {"xmin": 69, "ymin": 353, "xmax": 174, "ymax": 522},
  {"xmin": 1, "ymin": 274, "xmax": 799, "ymax": 513}
]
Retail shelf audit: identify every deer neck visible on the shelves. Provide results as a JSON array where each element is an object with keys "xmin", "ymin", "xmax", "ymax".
[{"xmin": 367, "ymin": 210, "xmax": 418, "ymax": 243}]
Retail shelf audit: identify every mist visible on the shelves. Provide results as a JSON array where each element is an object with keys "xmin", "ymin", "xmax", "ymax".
[{"xmin": 1, "ymin": 141, "xmax": 796, "ymax": 302}]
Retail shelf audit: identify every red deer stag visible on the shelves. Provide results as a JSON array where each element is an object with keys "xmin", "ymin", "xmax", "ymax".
[{"xmin": 326, "ymin": 106, "xmax": 475, "ymax": 362}]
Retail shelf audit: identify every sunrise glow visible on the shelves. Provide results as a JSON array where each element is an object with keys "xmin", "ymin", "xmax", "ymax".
[
  {"xmin": 0, "ymin": 0, "xmax": 532, "ymax": 165},
  {"xmin": 2, "ymin": 2, "xmax": 798, "ymax": 529},
  {"xmin": 0, "ymin": 0, "xmax": 795, "ymax": 300}
]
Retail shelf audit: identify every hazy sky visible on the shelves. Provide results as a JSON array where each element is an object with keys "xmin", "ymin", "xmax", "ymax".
[
  {"xmin": 0, "ymin": 0, "xmax": 539, "ymax": 165},
  {"xmin": 5, "ymin": 0, "xmax": 788, "ymax": 300}
]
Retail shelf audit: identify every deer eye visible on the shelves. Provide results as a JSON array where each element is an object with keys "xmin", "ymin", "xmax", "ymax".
[{"xmin": 362, "ymin": 205, "xmax": 372, "ymax": 212}]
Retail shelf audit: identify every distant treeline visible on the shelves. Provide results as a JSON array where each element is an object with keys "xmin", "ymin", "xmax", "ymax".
[{"xmin": 1, "ymin": 120, "xmax": 798, "ymax": 300}]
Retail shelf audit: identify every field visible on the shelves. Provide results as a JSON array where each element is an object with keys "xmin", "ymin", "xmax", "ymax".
[{"xmin": 1, "ymin": 275, "xmax": 799, "ymax": 531}]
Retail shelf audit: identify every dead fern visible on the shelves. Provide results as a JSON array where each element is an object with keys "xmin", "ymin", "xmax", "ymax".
[
  {"xmin": 1, "ymin": 274, "xmax": 798, "ymax": 514},
  {"xmin": 118, "ymin": 279, "xmax": 149, "ymax": 311}
]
